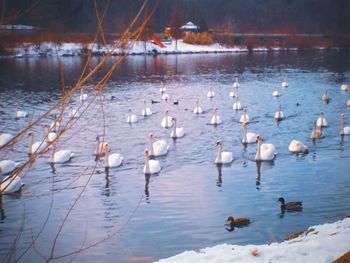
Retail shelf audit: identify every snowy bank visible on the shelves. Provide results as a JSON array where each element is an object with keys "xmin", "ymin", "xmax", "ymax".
[{"xmin": 156, "ymin": 218, "xmax": 350, "ymax": 263}]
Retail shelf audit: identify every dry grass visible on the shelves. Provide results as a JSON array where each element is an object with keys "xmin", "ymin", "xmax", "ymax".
[{"xmin": 183, "ymin": 32, "xmax": 214, "ymax": 45}]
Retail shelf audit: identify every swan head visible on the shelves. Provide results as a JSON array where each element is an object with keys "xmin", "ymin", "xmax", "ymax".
[
  {"xmin": 216, "ymin": 140, "xmax": 222, "ymax": 146},
  {"xmin": 320, "ymin": 111, "xmax": 324, "ymax": 116},
  {"xmin": 214, "ymin": 107, "xmax": 218, "ymax": 112},
  {"xmin": 172, "ymin": 117, "xmax": 177, "ymax": 123},
  {"xmin": 341, "ymin": 113, "xmax": 344, "ymax": 119},
  {"xmin": 148, "ymin": 133, "xmax": 154, "ymax": 140},
  {"xmin": 256, "ymin": 135, "xmax": 261, "ymax": 143},
  {"xmin": 144, "ymin": 148, "xmax": 150, "ymax": 157}
]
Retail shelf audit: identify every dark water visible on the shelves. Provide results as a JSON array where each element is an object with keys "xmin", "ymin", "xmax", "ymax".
[{"xmin": 0, "ymin": 50, "xmax": 350, "ymax": 262}]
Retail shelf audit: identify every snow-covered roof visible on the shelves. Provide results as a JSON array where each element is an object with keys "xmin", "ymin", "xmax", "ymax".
[{"xmin": 180, "ymin": 21, "xmax": 199, "ymax": 30}]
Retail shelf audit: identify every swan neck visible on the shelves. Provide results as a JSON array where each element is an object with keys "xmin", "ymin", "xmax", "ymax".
[
  {"xmin": 172, "ymin": 120, "xmax": 177, "ymax": 136},
  {"xmin": 145, "ymin": 154, "xmax": 150, "ymax": 173},
  {"xmin": 341, "ymin": 116, "xmax": 344, "ymax": 131},
  {"xmin": 105, "ymin": 149, "xmax": 109, "ymax": 167},
  {"xmin": 243, "ymin": 126, "xmax": 247, "ymax": 143},
  {"xmin": 256, "ymin": 139, "xmax": 261, "ymax": 160},
  {"xmin": 217, "ymin": 144, "xmax": 222, "ymax": 162},
  {"xmin": 149, "ymin": 137, "xmax": 155, "ymax": 156}
]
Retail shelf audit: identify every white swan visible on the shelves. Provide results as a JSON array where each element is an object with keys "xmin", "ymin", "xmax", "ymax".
[
  {"xmin": 28, "ymin": 132, "xmax": 48, "ymax": 155},
  {"xmin": 94, "ymin": 135, "xmax": 109, "ymax": 156},
  {"xmin": 210, "ymin": 107, "xmax": 222, "ymax": 125},
  {"xmin": 341, "ymin": 84, "xmax": 348, "ymax": 91},
  {"xmin": 275, "ymin": 104, "xmax": 284, "ymax": 121},
  {"xmin": 49, "ymin": 146, "xmax": 74, "ymax": 164},
  {"xmin": 207, "ymin": 87, "xmax": 215, "ymax": 98},
  {"xmin": 143, "ymin": 149, "xmax": 161, "ymax": 174},
  {"xmin": 80, "ymin": 88, "xmax": 88, "ymax": 101},
  {"xmin": 193, "ymin": 99, "xmax": 203, "ymax": 114},
  {"xmin": 242, "ymin": 123, "xmax": 259, "ymax": 144},
  {"xmin": 148, "ymin": 133, "xmax": 169, "ymax": 157},
  {"xmin": 233, "ymin": 96, "xmax": 242, "ymax": 110},
  {"xmin": 142, "ymin": 100, "xmax": 152, "ymax": 116},
  {"xmin": 310, "ymin": 120, "xmax": 324, "ymax": 139},
  {"xmin": 16, "ymin": 110, "xmax": 27, "ymax": 118},
  {"xmin": 104, "ymin": 144, "xmax": 123, "ymax": 168},
  {"xmin": 170, "ymin": 118, "xmax": 184, "ymax": 138},
  {"xmin": 288, "ymin": 140, "xmax": 309, "ymax": 154},
  {"xmin": 50, "ymin": 116, "xmax": 61, "ymax": 132},
  {"xmin": 161, "ymin": 110, "xmax": 173, "ymax": 128},
  {"xmin": 43, "ymin": 125, "xmax": 57, "ymax": 143},
  {"xmin": 316, "ymin": 112, "xmax": 328, "ymax": 127},
  {"xmin": 255, "ymin": 136, "xmax": 276, "ymax": 161},
  {"xmin": 1, "ymin": 175, "xmax": 24, "ymax": 194},
  {"xmin": 340, "ymin": 113, "xmax": 350, "ymax": 135},
  {"xmin": 160, "ymin": 82, "xmax": 167, "ymax": 93},
  {"xmin": 233, "ymin": 78, "xmax": 240, "ymax": 89},
  {"xmin": 215, "ymin": 141, "xmax": 233, "ymax": 164},
  {"xmin": 0, "ymin": 160, "xmax": 20, "ymax": 175},
  {"xmin": 281, "ymin": 77, "xmax": 288, "ymax": 88},
  {"xmin": 0, "ymin": 133, "xmax": 14, "ymax": 148},
  {"xmin": 162, "ymin": 93, "xmax": 170, "ymax": 101},
  {"xmin": 322, "ymin": 90, "xmax": 330, "ymax": 103},
  {"xmin": 126, "ymin": 109, "xmax": 138, "ymax": 123},
  {"xmin": 239, "ymin": 108, "xmax": 250, "ymax": 123},
  {"xmin": 272, "ymin": 87, "xmax": 280, "ymax": 97}
]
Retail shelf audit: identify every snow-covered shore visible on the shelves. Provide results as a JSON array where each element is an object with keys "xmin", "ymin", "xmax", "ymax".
[
  {"xmin": 156, "ymin": 218, "xmax": 350, "ymax": 263},
  {"xmin": 1, "ymin": 39, "xmax": 339, "ymax": 58}
]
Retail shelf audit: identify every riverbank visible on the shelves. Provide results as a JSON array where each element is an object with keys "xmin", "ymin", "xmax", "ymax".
[{"xmin": 156, "ymin": 218, "xmax": 350, "ymax": 263}]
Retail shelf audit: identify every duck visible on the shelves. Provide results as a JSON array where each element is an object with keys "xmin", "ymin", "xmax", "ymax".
[
  {"xmin": 1, "ymin": 175, "xmax": 24, "ymax": 194},
  {"xmin": 0, "ymin": 160, "xmax": 21, "ymax": 175},
  {"xmin": 322, "ymin": 90, "xmax": 330, "ymax": 103},
  {"xmin": 143, "ymin": 149, "xmax": 161, "ymax": 174},
  {"xmin": 281, "ymin": 77, "xmax": 288, "ymax": 88},
  {"xmin": 79, "ymin": 87, "xmax": 88, "ymax": 102},
  {"xmin": 316, "ymin": 112, "xmax": 328, "ymax": 127},
  {"xmin": 242, "ymin": 123, "xmax": 259, "ymax": 144},
  {"xmin": 0, "ymin": 133, "xmax": 14, "ymax": 148},
  {"xmin": 255, "ymin": 136, "xmax": 276, "ymax": 161},
  {"xmin": 151, "ymin": 99, "xmax": 161, "ymax": 104},
  {"xmin": 16, "ymin": 110, "xmax": 27, "ymax": 118},
  {"xmin": 43, "ymin": 125, "xmax": 57, "ymax": 143},
  {"xmin": 148, "ymin": 133, "xmax": 169, "ymax": 157},
  {"xmin": 341, "ymin": 84, "xmax": 348, "ymax": 91},
  {"xmin": 170, "ymin": 118, "xmax": 184, "ymax": 138},
  {"xmin": 161, "ymin": 110, "xmax": 173, "ymax": 128},
  {"xmin": 233, "ymin": 78, "xmax": 240, "ymax": 89},
  {"xmin": 207, "ymin": 87, "xmax": 215, "ymax": 98},
  {"xmin": 141, "ymin": 100, "xmax": 152, "ymax": 116},
  {"xmin": 162, "ymin": 93, "xmax": 170, "ymax": 101},
  {"xmin": 215, "ymin": 140, "xmax": 233, "ymax": 164},
  {"xmin": 288, "ymin": 140, "xmax": 309, "ymax": 154},
  {"xmin": 126, "ymin": 109, "xmax": 138, "ymax": 123},
  {"xmin": 278, "ymin": 197, "xmax": 302, "ymax": 211},
  {"xmin": 272, "ymin": 87, "xmax": 280, "ymax": 97},
  {"xmin": 210, "ymin": 107, "xmax": 222, "ymax": 125},
  {"xmin": 310, "ymin": 120, "xmax": 324, "ymax": 139},
  {"xmin": 274, "ymin": 104, "xmax": 284, "ymax": 121},
  {"xmin": 104, "ymin": 144, "xmax": 123, "ymax": 168},
  {"xmin": 159, "ymin": 82, "xmax": 166, "ymax": 93},
  {"xmin": 239, "ymin": 108, "xmax": 250, "ymax": 123},
  {"xmin": 173, "ymin": 99, "xmax": 179, "ymax": 105},
  {"xmin": 193, "ymin": 100, "xmax": 203, "ymax": 114},
  {"xmin": 28, "ymin": 132, "xmax": 48, "ymax": 155},
  {"xmin": 94, "ymin": 135, "xmax": 109, "ymax": 156},
  {"xmin": 233, "ymin": 96, "xmax": 242, "ymax": 110},
  {"xmin": 340, "ymin": 113, "xmax": 350, "ymax": 135},
  {"xmin": 226, "ymin": 216, "xmax": 250, "ymax": 227},
  {"xmin": 49, "ymin": 146, "xmax": 74, "ymax": 164}
]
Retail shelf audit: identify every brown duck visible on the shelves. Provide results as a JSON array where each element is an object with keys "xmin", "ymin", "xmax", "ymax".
[
  {"xmin": 278, "ymin": 197, "xmax": 303, "ymax": 211},
  {"xmin": 226, "ymin": 216, "xmax": 250, "ymax": 231}
]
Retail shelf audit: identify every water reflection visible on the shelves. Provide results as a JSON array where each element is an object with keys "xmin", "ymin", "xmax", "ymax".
[
  {"xmin": 104, "ymin": 167, "xmax": 111, "ymax": 197},
  {"xmin": 216, "ymin": 164, "xmax": 222, "ymax": 188},
  {"xmin": 144, "ymin": 173, "xmax": 151, "ymax": 203},
  {"xmin": 255, "ymin": 161, "xmax": 261, "ymax": 190}
]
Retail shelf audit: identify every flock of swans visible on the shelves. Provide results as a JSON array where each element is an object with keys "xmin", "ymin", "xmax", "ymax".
[{"xmin": 1, "ymin": 78, "xmax": 350, "ymax": 194}]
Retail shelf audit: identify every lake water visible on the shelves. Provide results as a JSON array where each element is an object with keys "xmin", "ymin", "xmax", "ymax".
[{"xmin": 0, "ymin": 50, "xmax": 350, "ymax": 262}]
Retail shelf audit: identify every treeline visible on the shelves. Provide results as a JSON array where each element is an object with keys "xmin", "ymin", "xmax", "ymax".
[{"xmin": 1, "ymin": 0, "xmax": 349, "ymax": 35}]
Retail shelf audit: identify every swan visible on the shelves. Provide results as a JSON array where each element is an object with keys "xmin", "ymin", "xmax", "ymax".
[
  {"xmin": 50, "ymin": 116, "xmax": 61, "ymax": 132},
  {"xmin": 16, "ymin": 110, "xmax": 27, "ymax": 118},
  {"xmin": 0, "ymin": 133, "xmax": 14, "ymax": 147},
  {"xmin": 340, "ymin": 113, "xmax": 350, "ymax": 135},
  {"xmin": 316, "ymin": 112, "xmax": 328, "ymax": 127},
  {"xmin": 79, "ymin": 88, "xmax": 88, "ymax": 101},
  {"xmin": 255, "ymin": 136, "xmax": 276, "ymax": 161},
  {"xmin": 275, "ymin": 104, "xmax": 284, "ymax": 121},
  {"xmin": 310, "ymin": 120, "xmax": 324, "ymax": 139},
  {"xmin": 242, "ymin": 123, "xmax": 259, "ymax": 144},
  {"xmin": 0, "ymin": 160, "xmax": 20, "ymax": 175},
  {"xmin": 233, "ymin": 78, "xmax": 240, "ymax": 89},
  {"xmin": 28, "ymin": 132, "xmax": 48, "ymax": 155},
  {"xmin": 215, "ymin": 141, "xmax": 233, "ymax": 164},
  {"xmin": 239, "ymin": 108, "xmax": 250, "ymax": 123},
  {"xmin": 104, "ymin": 144, "xmax": 123, "ymax": 168},
  {"xmin": 148, "ymin": 133, "xmax": 169, "ymax": 157},
  {"xmin": 207, "ymin": 87, "xmax": 215, "ymax": 98},
  {"xmin": 43, "ymin": 125, "xmax": 57, "ymax": 143},
  {"xmin": 142, "ymin": 100, "xmax": 152, "ymax": 116},
  {"xmin": 143, "ymin": 149, "xmax": 161, "ymax": 174},
  {"xmin": 347, "ymin": 99, "xmax": 350, "ymax": 107},
  {"xmin": 272, "ymin": 87, "xmax": 280, "ymax": 97},
  {"xmin": 160, "ymin": 82, "xmax": 166, "ymax": 93},
  {"xmin": 162, "ymin": 93, "xmax": 170, "ymax": 101},
  {"xmin": 170, "ymin": 118, "xmax": 184, "ymax": 138},
  {"xmin": 1, "ymin": 175, "xmax": 24, "ymax": 194},
  {"xmin": 322, "ymin": 90, "xmax": 330, "ymax": 103},
  {"xmin": 233, "ymin": 96, "xmax": 242, "ymax": 110},
  {"xmin": 49, "ymin": 146, "xmax": 74, "ymax": 164},
  {"xmin": 126, "ymin": 109, "xmax": 138, "ymax": 123},
  {"xmin": 94, "ymin": 135, "xmax": 109, "ymax": 156},
  {"xmin": 161, "ymin": 110, "xmax": 173, "ymax": 128},
  {"xmin": 281, "ymin": 77, "xmax": 288, "ymax": 88},
  {"xmin": 210, "ymin": 107, "xmax": 222, "ymax": 125},
  {"xmin": 341, "ymin": 84, "xmax": 348, "ymax": 91},
  {"xmin": 193, "ymin": 100, "xmax": 203, "ymax": 114},
  {"xmin": 288, "ymin": 140, "xmax": 309, "ymax": 154}
]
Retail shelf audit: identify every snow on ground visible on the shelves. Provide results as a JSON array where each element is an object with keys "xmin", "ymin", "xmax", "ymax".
[
  {"xmin": 0, "ymin": 24, "xmax": 39, "ymax": 30},
  {"xmin": 156, "ymin": 218, "xmax": 350, "ymax": 263}
]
